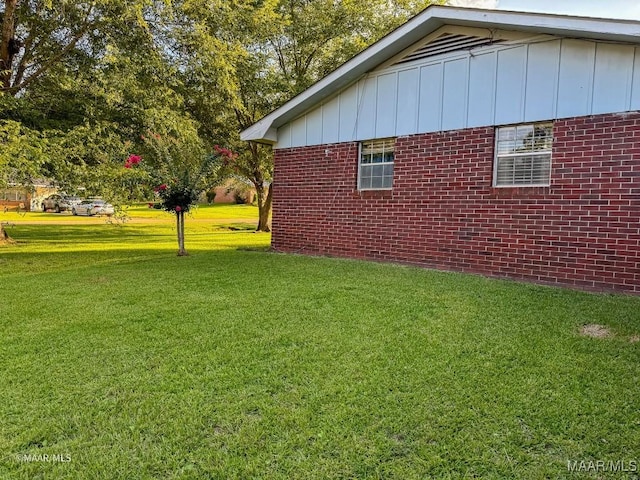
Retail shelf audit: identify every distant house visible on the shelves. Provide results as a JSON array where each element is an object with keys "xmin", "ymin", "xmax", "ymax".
[
  {"xmin": 242, "ymin": 6, "xmax": 640, "ymax": 294},
  {"xmin": 206, "ymin": 179, "xmax": 256, "ymax": 205},
  {"xmin": 0, "ymin": 181, "xmax": 57, "ymax": 212}
]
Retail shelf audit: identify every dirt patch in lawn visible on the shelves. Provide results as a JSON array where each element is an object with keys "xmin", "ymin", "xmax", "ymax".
[
  {"xmin": 579, "ymin": 324, "xmax": 612, "ymax": 338},
  {"xmin": 579, "ymin": 325, "xmax": 640, "ymax": 343}
]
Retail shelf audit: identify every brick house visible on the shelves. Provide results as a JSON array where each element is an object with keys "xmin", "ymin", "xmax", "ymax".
[
  {"xmin": 0, "ymin": 182, "xmax": 57, "ymax": 212},
  {"xmin": 241, "ymin": 6, "xmax": 640, "ymax": 294}
]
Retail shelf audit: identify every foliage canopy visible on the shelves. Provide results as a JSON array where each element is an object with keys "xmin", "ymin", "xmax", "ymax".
[{"xmin": 0, "ymin": 0, "xmax": 444, "ymax": 231}]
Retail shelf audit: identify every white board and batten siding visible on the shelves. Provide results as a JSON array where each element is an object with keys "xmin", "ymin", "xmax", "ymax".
[{"xmin": 275, "ymin": 36, "xmax": 640, "ymax": 150}]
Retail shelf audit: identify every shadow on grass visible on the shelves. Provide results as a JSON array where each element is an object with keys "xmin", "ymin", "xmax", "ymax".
[
  {"xmin": 2, "ymin": 224, "xmax": 165, "ymax": 243},
  {"xmin": 216, "ymin": 223, "xmax": 258, "ymax": 231},
  {"xmin": 0, "ymin": 223, "xmax": 271, "ymax": 277},
  {"xmin": 3, "ymin": 223, "xmax": 262, "ymax": 243}
]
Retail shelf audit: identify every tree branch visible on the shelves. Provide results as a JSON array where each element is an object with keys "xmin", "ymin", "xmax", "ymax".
[
  {"xmin": 7, "ymin": 4, "xmax": 96, "ymax": 95},
  {"xmin": 269, "ymin": 38, "xmax": 289, "ymax": 82},
  {"xmin": 12, "ymin": 28, "xmax": 35, "ymax": 88}
]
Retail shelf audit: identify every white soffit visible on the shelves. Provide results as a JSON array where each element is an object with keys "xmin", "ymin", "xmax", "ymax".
[{"xmin": 240, "ymin": 5, "xmax": 640, "ymax": 144}]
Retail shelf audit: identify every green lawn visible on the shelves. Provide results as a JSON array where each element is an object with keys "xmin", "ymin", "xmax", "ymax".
[{"xmin": 1, "ymin": 205, "xmax": 639, "ymax": 479}]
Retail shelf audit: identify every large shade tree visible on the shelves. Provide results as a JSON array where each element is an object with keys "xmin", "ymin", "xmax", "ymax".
[
  {"xmin": 1, "ymin": 0, "xmax": 445, "ymax": 242},
  {"xmin": 1, "ymin": 0, "xmax": 167, "ymax": 96},
  {"xmin": 0, "ymin": 0, "xmax": 199, "ymax": 232},
  {"xmin": 168, "ymin": 0, "xmax": 444, "ymax": 232}
]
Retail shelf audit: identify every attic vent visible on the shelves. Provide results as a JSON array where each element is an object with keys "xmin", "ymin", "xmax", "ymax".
[{"xmin": 393, "ymin": 33, "xmax": 502, "ymax": 66}]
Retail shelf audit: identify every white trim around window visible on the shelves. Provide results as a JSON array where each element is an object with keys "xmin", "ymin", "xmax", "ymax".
[
  {"xmin": 358, "ymin": 138, "xmax": 395, "ymax": 190},
  {"xmin": 494, "ymin": 123, "xmax": 553, "ymax": 187}
]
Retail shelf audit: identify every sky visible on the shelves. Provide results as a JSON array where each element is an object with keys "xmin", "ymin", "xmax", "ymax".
[{"xmin": 448, "ymin": 0, "xmax": 640, "ymax": 20}]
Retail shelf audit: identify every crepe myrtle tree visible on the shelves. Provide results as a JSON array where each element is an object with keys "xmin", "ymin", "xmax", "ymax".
[{"xmin": 124, "ymin": 133, "xmax": 229, "ymax": 256}]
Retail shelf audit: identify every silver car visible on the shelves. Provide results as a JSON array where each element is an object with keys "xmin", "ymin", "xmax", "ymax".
[
  {"xmin": 41, "ymin": 195, "xmax": 82, "ymax": 213},
  {"xmin": 71, "ymin": 199, "xmax": 115, "ymax": 216}
]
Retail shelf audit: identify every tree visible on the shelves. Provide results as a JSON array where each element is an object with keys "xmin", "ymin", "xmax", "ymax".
[
  {"xmin": 0, "ymin": 0, "xmax": 203, "ymax": 206},
  {"xmin": 0, "ymin": 119, "xmax": 48, "ymax": 242},
  {"xmin": 1, "ymin": 0, "xmax": 446, "ymax": 243},
  {"xmin": 124, "ymin": 131, "xmax": 225, "ymax": 256},
  {"xmin": 1, "ymin": 0, "xmax": 166, "ymax": 96},
  {"xmin": 216, "ymin": 141, "xmax": 274, "ymax": 231},
  {"xmin": 169, "ymin": 0, "xmax": 444, "ymax": 233}
]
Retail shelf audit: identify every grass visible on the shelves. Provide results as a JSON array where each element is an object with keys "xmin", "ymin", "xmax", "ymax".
[{"xmin": 0, "ymin": 204, "xmax": 639, "ymax": 479}]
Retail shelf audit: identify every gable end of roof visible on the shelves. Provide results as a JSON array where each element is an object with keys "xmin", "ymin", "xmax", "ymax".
[{"xmin": 241, "ymin": 5, "xmax": 640, "ymax": 144}]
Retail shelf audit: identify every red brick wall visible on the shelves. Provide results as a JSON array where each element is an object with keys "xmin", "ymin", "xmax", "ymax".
[{"xmin": 273, "ymin": 112, "xmax": 640, "ymax": 294}]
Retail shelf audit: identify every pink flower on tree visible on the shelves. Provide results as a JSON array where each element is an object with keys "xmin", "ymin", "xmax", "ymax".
[
  {"xmin": 124, "ymin": 154, "xmax": 142, "ymax": 168},
  {"xmin": 175, "ymin": 206, "xmax": 182, "ymax": 212}
]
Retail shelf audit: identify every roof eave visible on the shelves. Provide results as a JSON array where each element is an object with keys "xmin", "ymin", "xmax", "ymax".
[{"xmin": 240, "ymin": 122, "xmax": 277, "ymax": 144}]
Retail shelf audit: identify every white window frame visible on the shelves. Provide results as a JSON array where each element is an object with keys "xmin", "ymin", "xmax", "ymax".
[
  {"xmin": 358, "ymin": 138, "xmax": 395, "ymax": 191},
  {"xmin": 493, "ymin": 123, "xmax": 553, "ymax": 187}
]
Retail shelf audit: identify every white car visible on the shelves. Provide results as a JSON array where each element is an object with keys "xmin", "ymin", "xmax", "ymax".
[{"xmin": 71, "ymin": 199, "xmax": 114, "ymax": 216}]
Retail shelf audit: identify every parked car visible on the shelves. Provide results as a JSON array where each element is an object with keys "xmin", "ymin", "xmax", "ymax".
[
  {"xmin": 41, "ymin": 194, "xmax": 82, "ymax": 213},
  {"xmin": 71, "ymin": 199, "xmax": 115, "ymax": 216}
]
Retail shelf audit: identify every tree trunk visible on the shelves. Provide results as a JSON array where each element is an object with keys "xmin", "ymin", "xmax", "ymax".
[
  {"xmin": 1, "ymin": 0, "xmax": 19, "ymax": 91},
  {"xmin": 0, "ymin": 223, "xmax": 11, "ymax": 243},
  {"xmin": 176, "ymin": 211, "xmax": 188, "ymax": 256},
  {"xmin": 256, "ymin": 182, "xmax": 272, "ymax": 232}
]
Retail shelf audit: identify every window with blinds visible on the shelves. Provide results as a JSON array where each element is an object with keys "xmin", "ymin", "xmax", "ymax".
[
  {"xmin": 358, "ymin": 138, "xmax": 395, "ymax": 190},
  {"xmin": 494, "ymin": 123, "xmax": 553, "ymax": 187}
]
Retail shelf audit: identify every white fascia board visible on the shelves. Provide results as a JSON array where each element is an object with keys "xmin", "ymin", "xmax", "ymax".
[
  {"xmin": 241, "ymin": 5, "xmax": 640, "ymax": 144},
  {"xmin": 438, "ymin": 8, "xmax": 640, "ymax": 42},
  {"xmin": 240, "ymin": 121, "xmax": 277, "ymax": 144}
]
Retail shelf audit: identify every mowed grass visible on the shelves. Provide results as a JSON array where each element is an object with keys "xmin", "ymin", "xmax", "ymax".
[{"xmin": 0, "ymin": 204, "xmax": 639, "ymax": 479}]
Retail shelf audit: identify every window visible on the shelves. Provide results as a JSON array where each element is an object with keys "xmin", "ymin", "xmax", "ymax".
[
  {"xmin": 0, "ymin": 189, "xmax": 26, "ymax": 201},
  {"xmin": 359, "ymin": 138, "xmax": 395, "ymax": 190},
  {"xmin": 494, "ymin": 123, "xmax": 553, "ymax": 187}
]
